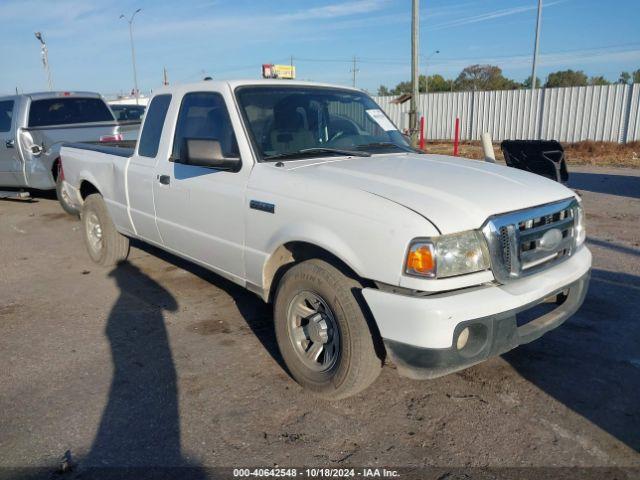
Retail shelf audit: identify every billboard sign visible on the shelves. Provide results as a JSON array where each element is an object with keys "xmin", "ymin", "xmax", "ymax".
[{"xmin": 262, "ymin": 64, "xmax": 296, "ymax": 80}]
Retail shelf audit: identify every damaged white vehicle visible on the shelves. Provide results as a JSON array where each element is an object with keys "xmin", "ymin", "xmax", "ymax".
[
  {"xmin": 0, "ymin": 91, "xmax": 139, "ymax": 212},
  {"xmin": 59, "ymin": 80, "xmax": 591, "ymax": 399}
]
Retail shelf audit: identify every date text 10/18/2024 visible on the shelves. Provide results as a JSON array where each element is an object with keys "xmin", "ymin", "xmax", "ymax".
[{"xmin": 233, "ymin": 468, "xmax": 400, "ymax": 478}]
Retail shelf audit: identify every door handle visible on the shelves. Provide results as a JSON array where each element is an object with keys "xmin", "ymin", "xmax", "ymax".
[
  {"xmin": 5, "ymin": 139, "xmax": 15, "ymax": 148},
  {"xmin": 158, "ymin": 174, "xmax": 171, "ymax": 185}
]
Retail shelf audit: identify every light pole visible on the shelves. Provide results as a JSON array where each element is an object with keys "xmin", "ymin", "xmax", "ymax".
[
  {"xmin": 409, "ymin": 0, "xmax": 420, "ymax": 146},
  {"xmin": 120, "ymin": 8, "xmax": 141, "ymax": 105},
  {"xmin": 422, "ymin": 49, "xmax": 439, "ymax": 145},
  {"xmin": 34, "ymin": 32, "xmax": 53, "ymax": 91},
  {"xmin": 424, "ymin": 50, "xmax": 440, "ymax": 93},
  {"xmin": 530, "ymin": 0, "xmax": 542, "ymax": 90}
]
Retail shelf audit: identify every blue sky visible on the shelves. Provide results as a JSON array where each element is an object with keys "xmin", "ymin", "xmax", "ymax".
[{"xmin": 1, "ymin": 0, "xmax": 639, "ymax": 97}]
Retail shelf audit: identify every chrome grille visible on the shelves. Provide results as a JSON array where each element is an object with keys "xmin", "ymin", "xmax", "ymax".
[{"xmin": 482, "ymin": 198, "xmax": 579, "ymax": 284}]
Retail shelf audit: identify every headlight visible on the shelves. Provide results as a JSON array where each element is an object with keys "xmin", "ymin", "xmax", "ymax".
[
  {"xmin": 574, "ymin": 199, "xmax": 586, "ymax": 247},
  {"xmin": 405, "ymin": 230, "xmax": 490, "ymax": 278}
]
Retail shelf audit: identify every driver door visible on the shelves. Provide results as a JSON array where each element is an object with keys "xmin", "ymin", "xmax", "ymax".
[{"xmin": 153, "ymin": 91, "xmax": 247, "ymax": 283}]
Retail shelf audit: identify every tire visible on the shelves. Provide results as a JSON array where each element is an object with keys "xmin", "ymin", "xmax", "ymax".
[
  {"xmin": 56, "ymin": 175, "xmax": 79, "ymax": 217},
  {"xmin": 81, "ymin": 193, "xmax": 129, "ymax": 266},
  {"xmin": 274, "ymin": 259, "xmax": 382, "ymax": 400}
]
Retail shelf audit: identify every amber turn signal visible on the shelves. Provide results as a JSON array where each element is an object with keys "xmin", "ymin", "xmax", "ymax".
[{"xmin": 406, "ymin": 243, "xmax": 435, "ymax": 276}]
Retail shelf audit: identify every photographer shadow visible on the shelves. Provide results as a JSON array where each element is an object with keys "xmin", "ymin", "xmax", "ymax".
[{"xmin": 80, "ymin": 261, "xmax": 206, "ymax": 479}]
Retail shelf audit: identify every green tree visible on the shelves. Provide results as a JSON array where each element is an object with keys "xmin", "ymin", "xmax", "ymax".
[
  {"xmin": 544, "ymin": 69, "xmax": 588, "ymax": 88},
  {"xmin": 454, "ymin": 64, "xmax": 520, "ymax": 91},
  {"xmin": 589, "ymin": 76, "xmax": 610, "ymax": 86},
  {"xmin": 388, "ymin": 75, "xmax": 445, "ymax": 95},
  {"xmin": 618, "ymin": 71, "xmax": 631, "ymax": 84},
  {"xmin": 523, "ymin": 75, "xmax": 542, "ymax": 88},
  {"xmin": 377, "ymin": 85, "xmax": 391, "ymax": 96},
  {"xmin": 390, "ymin": 80, "xmax": 412, "ymax": 95},
  {"xmin": 634, "ymin": 69, "xmax": 640, "ymax": 83},
  {"xmin": 425, "ymin": 74, "xmax": 451, "ymax": 92}
]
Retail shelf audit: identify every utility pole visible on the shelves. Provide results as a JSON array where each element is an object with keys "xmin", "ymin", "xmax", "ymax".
[
  {"xmin": 409, "ymin": 0, "xmax": 420, "ymax": 146},
  {"xmin": 163, "ymin": 67, "xmax": 169, "ymax": 86},
  {"xmin": 34, "ymin": 32, "xmax": 53, "ymax": 91},
  {"xmin": 350, "ymin": 56, "xmax": 359, "ymax": 88},
  {"xmin": 530, "ymin": 0, "xmax": 542, "ymax": 90},
  {"xmin": 120, "ymin": 8, "xmax": 142, "ymax": 104}
]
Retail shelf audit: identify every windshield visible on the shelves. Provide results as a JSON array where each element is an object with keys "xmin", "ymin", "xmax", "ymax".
[
  {"xmin": 235, "ymin": 86, "xmax": 414, "ymax": 161},
  {"xmin": 110, "ymin": 104, "xmax": 146, "ymax": 121}
]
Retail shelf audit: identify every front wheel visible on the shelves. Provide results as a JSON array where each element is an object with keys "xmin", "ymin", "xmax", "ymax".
[
  {"xmin": 274, "ymin": 259, "xmax": 382, "ymax": 400},
  {"xmin": 81, "ymin": 194, "xmax": 129, "ymax": 266}
]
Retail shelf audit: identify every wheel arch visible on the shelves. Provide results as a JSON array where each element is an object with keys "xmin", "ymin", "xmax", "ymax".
[
  {"xmin": 262, "ymin": 240, "xmax": 370, "ymax": 304},
  {"xmin": 79, "ymin": 179, "xmax": 101, "ymax": 200},
  {"xmin": 51, "ymin": 157, "xmax": 61, "ymax": 182}
]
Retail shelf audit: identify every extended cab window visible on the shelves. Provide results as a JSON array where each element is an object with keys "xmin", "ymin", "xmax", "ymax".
[
  {"xmin": 28, "ymin": 97, "xmax": 114, "ymax": 127},
  {"xmin": 0, "ymin": 100, "xmax": 14, "ymax": 132},
  {"xmin": 138, "ymin": 95, "xmax": 171, "ymax": 158},
  {"xmin": 172, "ymin": 92, "xmax": 239, "ymax": 160}
]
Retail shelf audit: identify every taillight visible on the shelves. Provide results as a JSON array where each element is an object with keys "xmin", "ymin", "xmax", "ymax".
[
  {"xmin": 57, "ymin": 160, "xmax": 64, "ymax": 181},
  {"xmin": 99, "ymin": 133, "xmax": 123, "ymax": 143}
]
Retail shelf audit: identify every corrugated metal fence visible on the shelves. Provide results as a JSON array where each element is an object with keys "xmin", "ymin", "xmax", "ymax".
[{"xmin": 374, "ymin": 83, "xmax": 640, "ymax": 143}]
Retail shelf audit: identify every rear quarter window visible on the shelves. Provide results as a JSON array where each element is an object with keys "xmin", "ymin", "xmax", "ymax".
[
  {"xmin": 138, "ymin": 95, "xmax": 172, "ymax": 158},
  {"xmin": 28, "ymin": 97, "xmax": 115, "ymax": 127}
]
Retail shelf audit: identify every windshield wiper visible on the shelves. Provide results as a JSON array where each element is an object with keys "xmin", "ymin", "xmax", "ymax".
[{"xmin": 264, "ymin": 147, "xmax": 371, "ymax": 161}]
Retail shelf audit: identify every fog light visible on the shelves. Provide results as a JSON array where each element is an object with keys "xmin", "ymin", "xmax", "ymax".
[{"xmin": 456, "ymin": 327, "xmax": 470, "ymax": 350}]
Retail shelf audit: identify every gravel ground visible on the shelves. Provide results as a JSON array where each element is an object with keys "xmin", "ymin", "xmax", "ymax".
[{"xmin": 0, "ymin": 165, "xmax": 638, "ymax": 477}]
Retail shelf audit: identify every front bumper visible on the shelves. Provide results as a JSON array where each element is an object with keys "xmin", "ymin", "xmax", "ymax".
[{"xmin": 362, "ymin": 246, "xmax": 591, "ymax": 379}]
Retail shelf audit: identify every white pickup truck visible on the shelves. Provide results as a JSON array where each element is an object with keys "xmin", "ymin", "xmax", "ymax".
[{"xmin": 60, "ymin": 80, "xmax": 591, "ymax": 399}]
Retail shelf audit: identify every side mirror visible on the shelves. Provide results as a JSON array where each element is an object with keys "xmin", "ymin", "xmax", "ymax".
[{"xmin": 178, "ymin": 138, "xmax": 240, "ymax": 171}]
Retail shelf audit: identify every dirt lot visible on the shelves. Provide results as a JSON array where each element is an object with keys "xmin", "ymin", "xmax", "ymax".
[{"xmin": 0, "ymin": 165, "xmax": 639, "ymax": 477}]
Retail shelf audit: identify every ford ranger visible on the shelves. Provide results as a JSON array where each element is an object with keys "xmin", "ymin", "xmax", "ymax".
[{"xmin": 59, "ymin": 80, "xmax": 591, "ymax": 399}]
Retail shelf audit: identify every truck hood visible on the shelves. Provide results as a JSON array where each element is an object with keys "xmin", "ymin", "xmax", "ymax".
[{"xmin": 286, "ymin": 153, "xmax": 576, "ymax": 234}]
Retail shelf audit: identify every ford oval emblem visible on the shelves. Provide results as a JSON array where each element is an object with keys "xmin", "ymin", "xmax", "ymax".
[{"xmin": 539, "ymin": 228, "xmax": 563, "ymax": 251}]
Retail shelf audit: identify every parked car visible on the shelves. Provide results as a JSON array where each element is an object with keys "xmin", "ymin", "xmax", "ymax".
[
  {"xmin": 60, "ymin": 80, "xmax": 591, "ymax": 399},
  {"xmin": 0, "ymin": 91, "xmax": 140, "ymax": 214},
  {"xmin": 109, "ymin": 103, "xmax": 146, "ymax": 122}
]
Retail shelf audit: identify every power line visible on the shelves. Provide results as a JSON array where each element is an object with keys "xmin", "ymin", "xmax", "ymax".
[{"xmin": 292, "ymin": 42, "xmax": 640, "ymax": 67}]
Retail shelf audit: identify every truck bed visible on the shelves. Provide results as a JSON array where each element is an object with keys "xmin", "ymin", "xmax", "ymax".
[
  {"xmin": 64, "ymin": 141, "xmax": 136, "ymax": 158},
  {"xmin": 60, "ymin": 142, "xmax": 135, "ymax": 233}
]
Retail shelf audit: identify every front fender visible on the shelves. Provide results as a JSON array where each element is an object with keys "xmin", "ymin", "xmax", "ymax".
[
  {"xmin": 263, "ymin": 222, "xmax": 366, "ymax": 276},
  {"xmin": 244, "ymin": 194, "xmax": 437, "ymax": 291}
]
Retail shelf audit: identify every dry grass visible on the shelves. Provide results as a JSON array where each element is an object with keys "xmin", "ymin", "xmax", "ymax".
[{"xmin": 422, "ymin": 141, "xmax": 640, "ymax": 168}]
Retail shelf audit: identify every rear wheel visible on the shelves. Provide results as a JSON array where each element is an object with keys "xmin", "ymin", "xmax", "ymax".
[
  {"xmin": 274, "ymin": 259, "xmax": 382, "ymax": 399},
  {"xmin": 56, "ymin": 174, "xmax": 79, "ymax": 216},
  {"xmin": 81, "ymin": 194, "xmax": 129, "ymax": 266}
]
